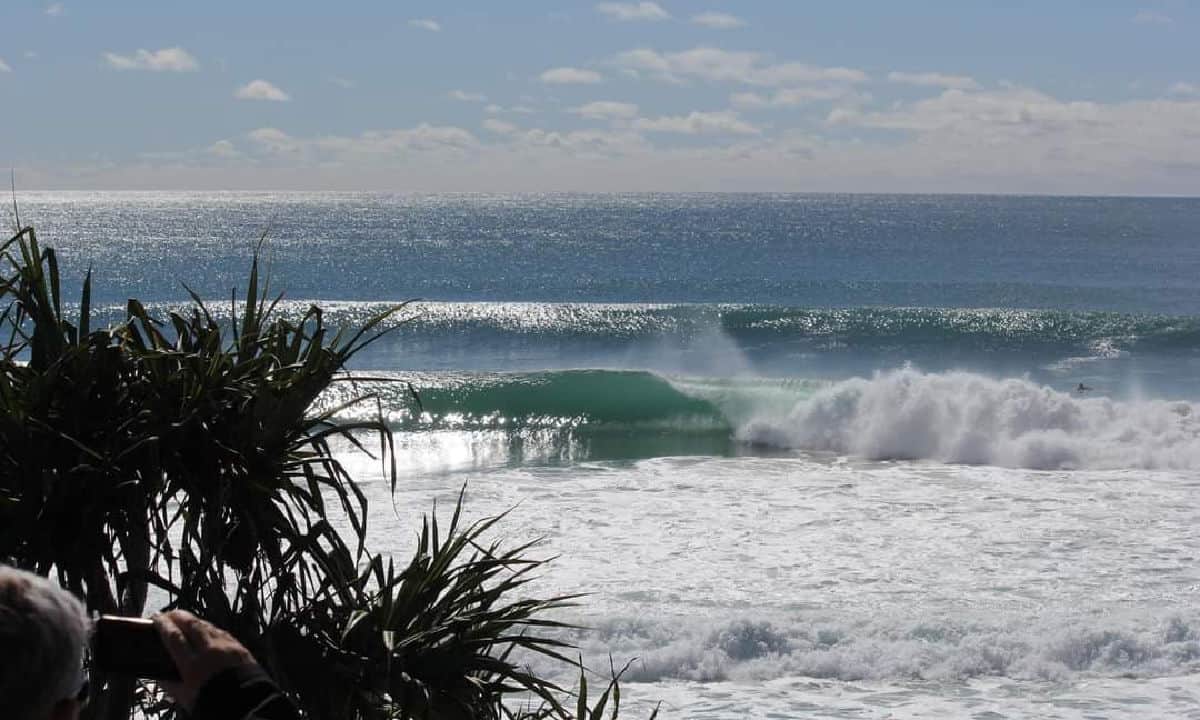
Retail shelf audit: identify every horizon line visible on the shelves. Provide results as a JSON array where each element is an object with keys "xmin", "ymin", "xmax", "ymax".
[{"xmin": 11, "ymin": 188, "xmax": 1200, "ymax": 200}]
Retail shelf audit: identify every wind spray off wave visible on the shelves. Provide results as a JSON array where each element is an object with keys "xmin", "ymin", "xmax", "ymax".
[{"xmin": 739, "ymin": 367, "xmax": 1200, "ymax": 470}]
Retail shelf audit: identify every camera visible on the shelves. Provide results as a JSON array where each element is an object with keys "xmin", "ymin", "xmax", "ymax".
[{"xmin": 91, "ymin": 616, "xmax": 180, "ymax": 680}]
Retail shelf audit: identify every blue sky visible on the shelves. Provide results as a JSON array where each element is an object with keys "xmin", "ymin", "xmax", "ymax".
[{"xmin": 2, "ymin": 1, "xmax": 1198, "ymax": 194}]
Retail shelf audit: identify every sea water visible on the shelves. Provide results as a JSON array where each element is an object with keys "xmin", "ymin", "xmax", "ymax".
[{"xmin": 19, "ymin": 192, "xmax": 1200, "ymax": 718}]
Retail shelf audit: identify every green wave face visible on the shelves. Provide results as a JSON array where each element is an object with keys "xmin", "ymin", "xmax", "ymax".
[
  {"xmin": 412, "ymin": 370, "xmax": 735, "ymax": 431},
  {"xmin": 317, "ymin": 370, "xmax": 745, "ymax": 466},
  {"xmin": 319, "ymin": 372, "xmax": 825, "ymax": 432}
]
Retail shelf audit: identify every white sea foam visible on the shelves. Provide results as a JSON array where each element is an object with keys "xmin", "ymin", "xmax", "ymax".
[
  {"xmin": 573, "ymin": 614, "xmax": 1200, "ymax": 685},
  {"xmin": 737, "ymin": 367, "xmax": 1200, "ymax": 470},
  {"xmin": 1044, "ymin": 337, "xmax": 1129, "ymax": 372},
  {"xmin": 351, "ymin": 442, "xmax": 1200, "ymax": 718}
]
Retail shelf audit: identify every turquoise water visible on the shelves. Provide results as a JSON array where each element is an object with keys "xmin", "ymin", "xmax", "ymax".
[{"xmin": 19, "ymin": 192, "xmax": 1200, "ymax": 717}]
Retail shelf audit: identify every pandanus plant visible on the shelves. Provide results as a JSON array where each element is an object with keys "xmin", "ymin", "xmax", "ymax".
[{"xmin": 0, "ymin": 225, "xmax": 649, "ymax": 719}]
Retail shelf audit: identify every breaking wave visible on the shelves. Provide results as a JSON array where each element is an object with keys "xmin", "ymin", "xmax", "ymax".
[
  {"xmin": 321, "ymin": 367, "xmax": 1200, "ymax": 470},
  {"xmin": 740, "ymin": 367, "xmax": 1200, "ymax": 470}
]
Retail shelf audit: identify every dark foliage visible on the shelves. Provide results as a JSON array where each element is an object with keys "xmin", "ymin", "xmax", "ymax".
[{"xmin": 0, "ymin": 226, "xmax": 648, "ymax": 719}]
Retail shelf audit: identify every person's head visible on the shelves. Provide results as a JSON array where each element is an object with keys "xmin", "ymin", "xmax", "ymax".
[{"xmin": 0, "ymin": 565, "xmax": 90, "ymax": 720}]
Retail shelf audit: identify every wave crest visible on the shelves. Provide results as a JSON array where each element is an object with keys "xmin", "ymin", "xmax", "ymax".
[{"xmin": 738, "ymin": 368, "xmax": 1200, "ymax": 470}]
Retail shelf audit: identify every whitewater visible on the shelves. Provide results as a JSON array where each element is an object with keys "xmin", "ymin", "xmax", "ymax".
[
  {"xmin": 22, "ymin": 192, "xmax": 1200, "ymax": 718},
  {"xmin": 739, "ymin": 367, "xmax": 1200, "ymax": 470},
  {"xmin": 342, "ymin": 391, "xmax": 1200, "ymax": 718},
  {"xmin": 320, "ymin": 359, "xmax": 1200, "ymax": 718}
]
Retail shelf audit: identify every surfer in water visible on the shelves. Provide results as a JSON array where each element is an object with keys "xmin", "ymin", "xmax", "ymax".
[{"xmin": 1076, "ymin": 382, "xmax": 1093, "ymax": 394}]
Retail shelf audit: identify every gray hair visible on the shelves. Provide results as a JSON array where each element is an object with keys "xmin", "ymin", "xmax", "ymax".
[{"xmin": 0, "ymin": 565, "xmax": 90, "ymax": 720}]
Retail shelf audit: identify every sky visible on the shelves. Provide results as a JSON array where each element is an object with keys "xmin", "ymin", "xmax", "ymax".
[{"xmin": 2, "ymin": 0, "xmax": 1199, "ymax": 195}]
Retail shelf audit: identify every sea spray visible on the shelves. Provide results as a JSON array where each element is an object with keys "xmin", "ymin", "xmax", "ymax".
[{"xmin": 738, "ymin": 367, "xmax": 1200, "ymax": 470}]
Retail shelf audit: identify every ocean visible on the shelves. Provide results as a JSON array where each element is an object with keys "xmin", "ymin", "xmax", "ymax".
[{"xmin": 20, "ymin": 191, "xmax": 1200, "ymax": 718}]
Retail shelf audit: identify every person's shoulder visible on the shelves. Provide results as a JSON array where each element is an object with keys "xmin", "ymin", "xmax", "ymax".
[{"xmin": 192, "ymin": 663, "xmax": 299, "ymax": 720}]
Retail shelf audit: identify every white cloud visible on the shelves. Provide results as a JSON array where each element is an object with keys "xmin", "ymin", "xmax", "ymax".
[
  {"xmin": 226, "ymin": 123, "xmax": 649, "ymax": 166},
  {"xmin": 247, "ymin": 127, "xmax": 299, "ymax": 154},
  {"xmin": 732, "ymin": 87, "xmax": 861, "ymax": 108},
  {"xmin": 596, "ymin": 2, "xmax": 670, "ymax": 21},
  {"xmin": 826, "ymin": 87, "xmax": 1200, "ymax": 175},
  {"xmin": 408, "ymin": 18, "xmax": 441, "ymax": 32},
  {"xmin": 449, "ymin": 90, "xmax": 487, "ymax": 102},
  {"xmin": 328, "ymin": 75, "xmax": 355, "ymax": 89},
  {"xmin": 730, "ymin": 92, "xmax": 764, "ymax": 108},
  {"xmin": 235, "ymin": 80, "xmax": 291, "ymax": 102},
  {"xmin": 483, "ymin": 118, "xmax": 519, "ymax": 135},
  {"xmin": 1168, "ymin": 81, "xmax": 1199, "ymax": 97},
  {"xmin": 691, "ymin": 12, "xmax": 745, "ymax": 29},
  {"xmin": 24, "ymin": 51, "xmax": 37, "ymax": 60},
  {"xmin": 512, "ymin": 128, "xmax": 649, "ymax": 157},
  {"xmin": 827, "ymin": 87, "xmax": 1117, "ymax": 134},
  {"xmin": 1133, "ymin": 9, "xmax": 1174, "ymax": 24},
  {"xmin": 812, "ymin": 88, "xmax": 1200, "ymax": 194},
  {"xmin": 35, "ymin": 84, "xmax": 1200, "ymax": 194},
  {"xmin": 323, "ymin": 126, "xmax": 479, "ymax": 155},
  {"xmin": 616, "ymin": 47, "xmax": 867, "ymax": 86},
  {"xmin": 0, "ymin": 58, "xmax": 10, "ymax": 73},
  {"xmin": 570, "ymin": 101, "xmax": 639, "ymax": 120},
  {"xmin": 247, "ymin": 124, "xmax": 478, "ymax": 159},
  {"xmin": 487, "ymin": 104, "xmax": 536, "ymax": 114},
  {"xmin": 206, "ymin": 140, "xmax": 241, "ymax": 158},
  {"xmin": 633, "ymin": 110, "xmax": 760, "ymax": 135},
  {"xmin": 888, "ymin": 71, "xmax": 980, "ymax": 91},
  {"xmin": 540, "ymin": 67, "xmax": 603, "ymax": 84},
  {"xmin": 45, "ymin": 3, "xmax": 65, "ymax": 16},
  {"xmin": 104, "ymin": 47, "xmax": 199, "ymax": 72}
]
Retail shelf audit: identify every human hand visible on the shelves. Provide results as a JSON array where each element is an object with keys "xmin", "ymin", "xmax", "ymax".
[{"xmin": 152, "ymin": 610, "xmax": 256, "ymax": 712}]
